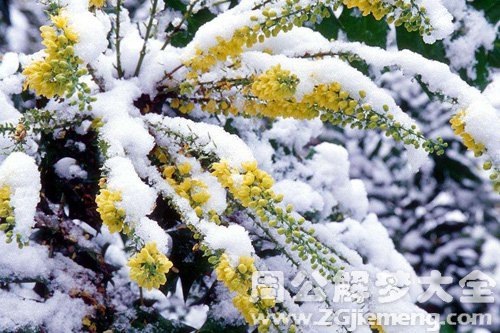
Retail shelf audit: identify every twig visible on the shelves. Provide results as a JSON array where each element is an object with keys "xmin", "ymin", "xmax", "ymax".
[
  {"xmin": 115, "ymin": 0, "xmax": 124, "ymax": 78},
  {"xmin": 134, "ymin": 0, "xmax": 160, "ymax": 76},
  {"xmin": 161, "ymin": 0, "xmax": 201, "ymax": 50},
  {"xmin": 139, "ymin": 287, "xmax": 144, "ymax": 305}
]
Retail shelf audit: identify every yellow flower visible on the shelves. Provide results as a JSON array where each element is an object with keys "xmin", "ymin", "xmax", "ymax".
[
  {"xmin": 177, "ymin": 162, "xmax": 192, "ymax": 175},
  {"xmin": 22, "ymin": 13, "xmax": 81, "ymax": 98},
  {"xmin": 251, "ymin": 65, "xmax": 299, "ymax": 101},
  {"xmin": 450, "ymin": 110, "xmax": 485, "ymax": 157},
  {"xmin": 160, "ymin": 160, "xmax": 211, "ymax": 216},
  {"xmin": 212, "ymin": 160, "xmax": 277, "ymax": 208},
  {"xmin": 367, "ymin": 315, "xmax": 385, "ymax": 333},
  {"xmin": 128, "ymin": 242, "xmax": 173, "ymax": 290},
  {"xmin": 89, "ymin": 0, "xmax": 106, "ymax": 8},
  {"xmin": 0, "ymin": 186, "xmax": 12, "ymax": 219},
  {"xmin": 186, "ymin": 26, "xmax": 254, "ymax": 73},
  {"xmin": 0, "ymin": 186, "xmax": 16, "ymax": 244},
  {"xmin": 215, "ymin": 254, "xmax": 256, "ymax": 293},
  {"xmin": 233, "ymin": 294, "xmax": 260, "ymax": 325},
  {"xmin": 95, "ymin": 189, "xmax": 125, "ymax": 233},
  {"xmin": 343, "ymin": 0, "xmax": 389, "ymax": 20},
  {"xmin": 214, "ymin": 253, "xmax": 273, "ymax": 329}
]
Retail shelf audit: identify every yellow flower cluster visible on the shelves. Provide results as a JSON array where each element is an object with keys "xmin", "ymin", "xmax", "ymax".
[
  {"xmin": 185, "ymin": 0, "xmax": 333, "ymax": 75},
  {"xmin": 162, "ymin": 162, "xmax": 211, "ymax": 217},
  {"xmin": 95, "ymin": 188, "xmax": 126, "ymax": 233},
  {"xmin": 200, "ymin": 98, "xmax": 239, "ymax": 116},
  {"xmin": 343, "ymin": 0, "xmax": 434, "ymax": 36},
  {"xmin": 244, "ymin": 74, "xmax": 362, "ymax": 120},
  {"xmin": 170, "ymin": 98, "xmax": 195, "ymax": 114},
  {"xmin": 213, "ymin": 160, "xmax": 341, "ymax": 283},
  {"xmin": 0, "ymin": 186, "xmax": 16, "ymax": 244},
  {"xmin": 343, "ymin": 0, "xmax": 389, "ymax": 20},
  {"xmin": 0, "ymin": 186, "xmax": 13, "ymax": 219},
  {"xmin": 128, "ymin": 242, "xmax": 173, "ymax": 290},
  {"xmin": 251, "ymin": 65, "xmax": 299, "ymax": 101},
  {"xmin": 212, "ymin": 160, "xmax": 277, "ymax": 208},
  {"xmin": 450, "ymin": 110, "xmax": 485, "ymax": 157},
  {"xmin": 215, "ymin": 254, "xmax": 274, "ymax": 330},
  {"xmin": 90, "ymin": 0, "xmax": 106, "ymax": 8},
  {"xmin": 216, "ymin": 254, "xmax": 256, "ymax": 293},
  {"xmin": 187, "ymin": 27, "xmax": 256, "ymax": 74},
  {"xmin": 23, "ymin": 13, "xmax": 82, "ymax": 98}
]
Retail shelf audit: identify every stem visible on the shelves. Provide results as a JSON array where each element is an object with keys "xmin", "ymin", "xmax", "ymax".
[
  {"xmin": 134, "ymin": 0, "xmax": 160, "ymax": 76},
  {"xmin": 115, "ymin": 0, "xmax": 124, "ymax": 78},
  {"xmin": 139, "ymin": 287, "xmax": 144, "ymax": 305},
  {"xmin": 161, "ymin": 0, "xmax": 201, "ymax": 50}
]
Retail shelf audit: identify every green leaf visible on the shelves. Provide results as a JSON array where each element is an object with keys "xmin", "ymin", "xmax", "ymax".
[
  {"xmin": 198, "ymin": 318, "xmax": 247, "ymax": 333},
  {"xmin": 164, "ymin": 0, "xmax": 186, "ymax": 12},
  {"xmin": 396, "ymin": 27, "xmax": 447, "ymax": 63},
  {"xmin": 130, "ymin": 306, "xmax": 196, "ymax": 332},
  {"xmin": 166, "ymin": 228, "xmax": 212, "ymax": 301},
  {"xmin": 470, "ymin": 0, "xmax": 500, "ymax": 23},
  {"xmin": 171, "ymin": 9, "xmax": 216, "ymax": 47},
  {"xmin": 338, "ymin": 10, "xmax": 389, "ymax": 47},
  {"xmin": 439, "ymin": 322, "xmax": 456, "ymax": 333},
  {"xmin": 314, "ymin": 8, "xmax": 341, "ymax": 40},
  {"xmin": 488, "ymin": 38, "xmax": 500, "ymax": 68}
]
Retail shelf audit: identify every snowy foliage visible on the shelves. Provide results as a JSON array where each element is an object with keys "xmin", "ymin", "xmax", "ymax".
[{"xmin": 0, "ymin": 0, "xmax": 498, "ymax": 332}]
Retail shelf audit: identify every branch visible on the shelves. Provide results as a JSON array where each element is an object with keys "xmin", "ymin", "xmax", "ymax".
[
  {"xmin": 115, "ymin": 0, "xmax": 124, "ymax": 78},
  {"xmin": 161, "ymin": 0, "xmax": 201, "ymax": 50},
  {"xmin": 134, "ymin": 0, "xmax": 160, "ymax": 76}
]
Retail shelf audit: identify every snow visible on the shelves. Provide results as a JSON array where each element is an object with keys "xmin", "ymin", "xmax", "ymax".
[
  {"xmin": 147, "ymin": 114, "xmax": 255, "ymax": 168},
  {"xmin": 93, "ymin": 81, "xmax": 155, "ymax": 159},
  {"xmin": 104, "ymin": 156, "xmax": 157, "ymax": 226},
  {"xmin": 54, "ymin": 157, "xmax": 88, "ymax": 179},
  {"xmin": 134, "ymin": 217, "xmax": 172, "ymax": 254},
  {"xmin": 444, "ymin": 9, "xmax": 496, "ymax": 78},
  {"xmin": 483, "ymin": 73, "xmax": 500, "ymax": 110},
  {"xmin": 417, "ymin": 0, "xmax": 454, "ymax": 44},
  {"xmin": 0, "ymin": 152, "xmax": 41, "ymax": 241},
  {"xmin": 273, "ymin": 179, "xmax": 324, "ymax": 213},
  {"xmin": 0, "ymin": 0, "xmax": 496, "ymax": 331},
  {"xmin": 201, "ymin": 223, "xmax": 254, "ymax": 259},
  {"xmin": 242, "ymin": 37, "xmax": 430, "ymax": 170},
  {"xmin": 325, "ymin": 40, "xmax": 500, "ymax": 165},
  {"xmin": 0, "ymin": 53, "xmax": 19, "ymax": 79},
  {"xmin": 305, "ymin": 143, "xmax": 368, "ymax": 220},
  {"xmin": 69, "ymin": 11, "xmax": 109, "ymax": 64},
  {"xmin": 0, "ymin": 290, "xmax": 89, "ymax": 333}
]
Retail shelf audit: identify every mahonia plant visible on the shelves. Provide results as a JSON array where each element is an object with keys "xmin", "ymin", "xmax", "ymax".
[{"xmin": 0, "ymin": 0, "xmax": 498, "ymax": 332}]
